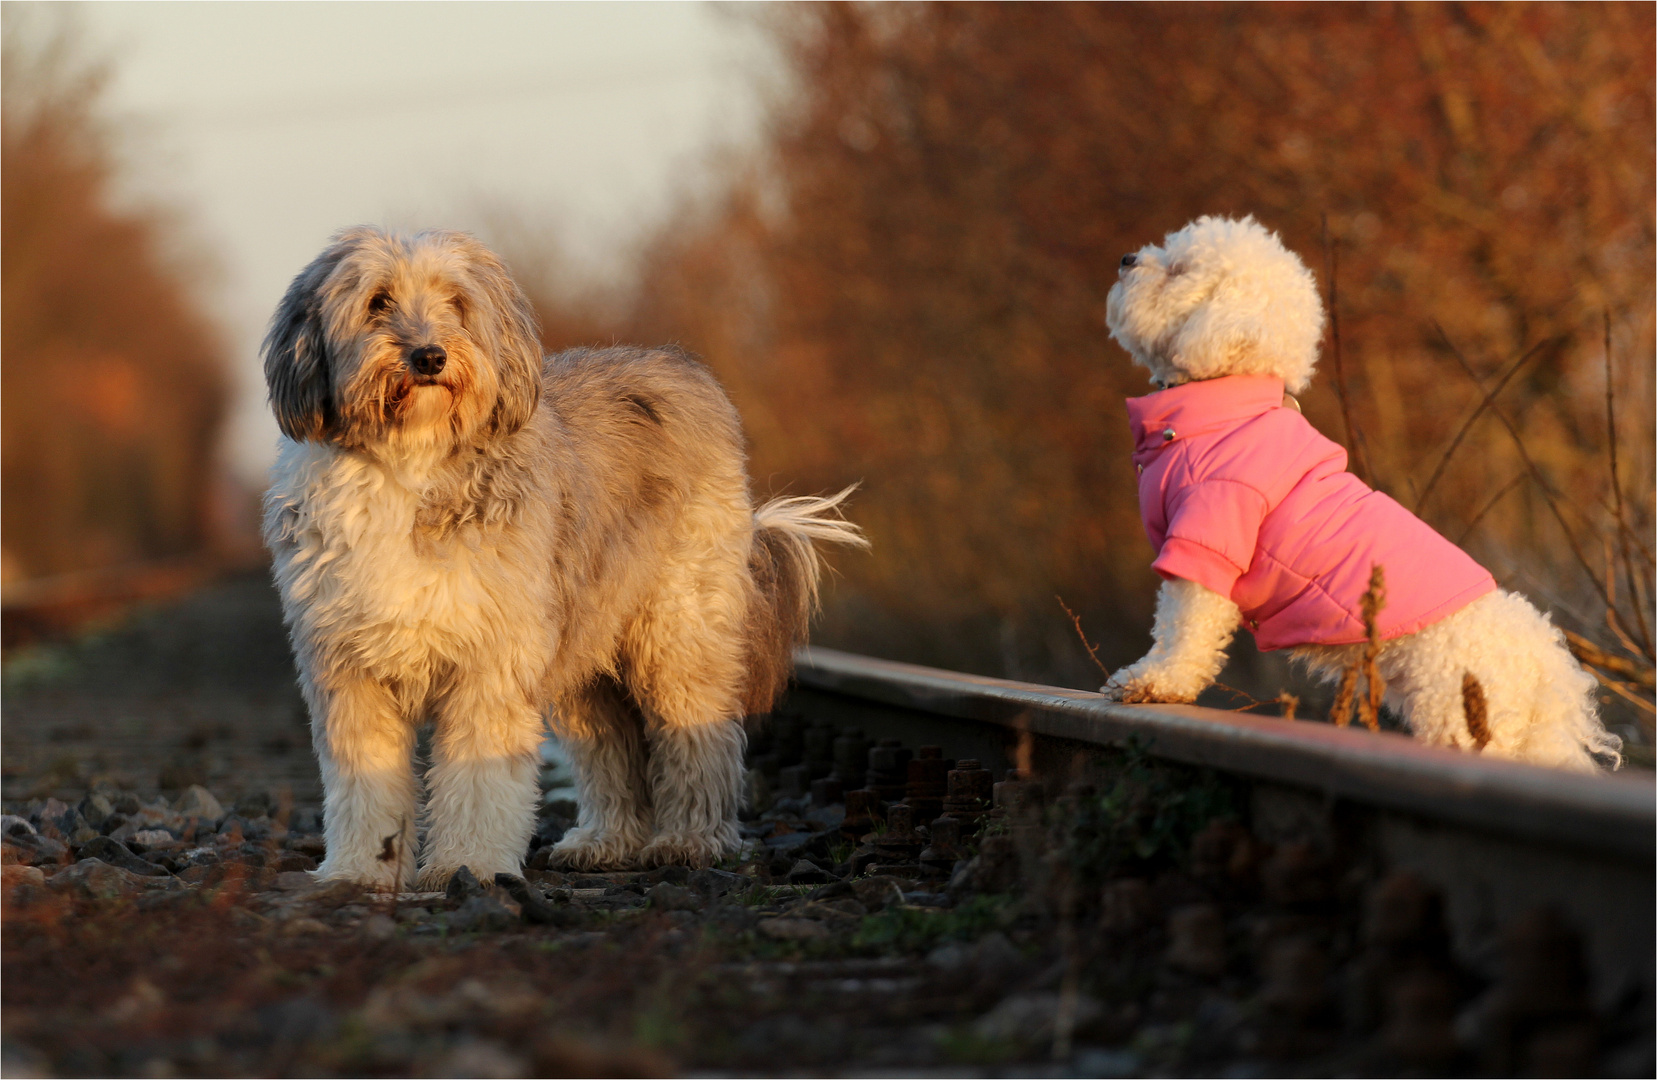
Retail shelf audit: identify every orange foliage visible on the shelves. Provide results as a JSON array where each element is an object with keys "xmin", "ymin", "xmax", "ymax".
[
  {"xmin": 552, "ymin": 4, "xmax": 1657, "ymax": 687},
  {"xmin": 2, "ymin": 19, "xmax": 229, "ymax": 584}
]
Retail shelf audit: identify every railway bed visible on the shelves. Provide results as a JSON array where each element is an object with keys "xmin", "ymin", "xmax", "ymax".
[{"xmin": 782, "ymin": 647, "xmax": 1656, "ymax": 1017}]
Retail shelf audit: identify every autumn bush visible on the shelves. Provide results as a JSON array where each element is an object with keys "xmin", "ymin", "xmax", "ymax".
[
  {"xmin": 517, "ymin": 2, "xmax": 1653, "ymax": 714},
  {"xmin": 1, "ymin": 16, "xmax": 229, "ymax": 585}
]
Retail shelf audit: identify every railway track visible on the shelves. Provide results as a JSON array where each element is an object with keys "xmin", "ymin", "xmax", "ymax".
[{"xmin": 784, "ymin": 646, "xmax": 1655, "ymax": 1015}]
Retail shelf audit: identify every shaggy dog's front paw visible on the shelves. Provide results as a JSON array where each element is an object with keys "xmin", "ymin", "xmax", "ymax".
[
  {"xmin": 638, "ymin": 829, "xmax": 737, "ymax": 870},
  {"xmin": 414, "ymin": 861, "xmax": 520, "ymax": 892},
  {"xmin": 312, "ymin": 858, "xmax": 406, "ymax": 892},
  {"xmin": 545, "ymin": 828, "xmax": 642, "ymax": 872},
  {"xmin": 1101, "ymin": 662, "xmax": 1204, "ymax": 704}
]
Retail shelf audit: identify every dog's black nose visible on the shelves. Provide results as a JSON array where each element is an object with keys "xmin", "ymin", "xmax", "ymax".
[
  {"xmin": 409, "ymin": 345, "xmax": 446, "ymax": 376},
  {"xmin": 1120, "ymin": 253, "xmax": 1138, "ymax": 268}
]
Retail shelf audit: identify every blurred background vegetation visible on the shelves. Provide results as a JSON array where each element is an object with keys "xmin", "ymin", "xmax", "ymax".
[
  {"xmin": 2, "ymin": 18, "xmax": 229, "ymax": 585},
  {"xmin": 4, "ymin": 3, "xmax": 1651, "ymax": 738}
]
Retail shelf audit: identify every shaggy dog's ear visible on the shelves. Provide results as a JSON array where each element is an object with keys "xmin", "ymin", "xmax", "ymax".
[
  {"xmin": 455, "ymin": 238, "xmax": 544, "ymax": 438},
  {"xmin": 263, "ymin": 242, "xmax": 347, "ymax": 442}
]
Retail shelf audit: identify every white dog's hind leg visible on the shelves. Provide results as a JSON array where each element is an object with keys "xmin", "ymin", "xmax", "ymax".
[
  {"xmin": 1373, "ymin": 591, "xmax": 1617, "ymax": 772},
  {"xmin": 307, "ymin": 674, "xmax": 418, "ymax": 889},
  {"xmin": 546, "ymin": 679, "xmax": 654, "ymax": 871},
  {"xmin": 419, "ymin": 674, "xmax": 545, "ymax": 889},
  {"xmin": 1102, "ymin": 577, "xmax": 1241, "ymax": 703}
]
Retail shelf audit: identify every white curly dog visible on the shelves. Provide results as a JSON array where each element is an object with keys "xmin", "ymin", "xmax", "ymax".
[{"xmin": 1100, "ymin": 214, "xmax": 1618, "ymax": 772}]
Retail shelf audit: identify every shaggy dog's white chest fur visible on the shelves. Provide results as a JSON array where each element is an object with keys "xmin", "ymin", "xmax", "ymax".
[{"xmin": 269, "ymin": 442, "xmax": 553, "ymax": 681}]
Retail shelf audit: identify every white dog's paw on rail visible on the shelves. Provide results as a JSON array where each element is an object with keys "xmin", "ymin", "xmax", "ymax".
[{"xmin": 1100, "ymin": 660, "xmax": 1208, "ymax": 704}]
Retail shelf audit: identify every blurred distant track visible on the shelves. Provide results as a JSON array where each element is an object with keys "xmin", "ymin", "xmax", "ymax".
[
  {"xmin": 1, "ymin": 555, "xmax": 258, "ymax": 653},
  {"xmin": 788, "ymin": 647, "xmax": 1655, "ymax": 1010}
]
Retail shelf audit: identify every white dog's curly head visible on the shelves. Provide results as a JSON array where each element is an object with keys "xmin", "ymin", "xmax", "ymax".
[
  {"xmin": 263, "ymin": 227, "xmax": 543, "ymax": 452},
  {"xmin": 1105, "ymin": 215, "xmax": 1324, "ymax": 393}
]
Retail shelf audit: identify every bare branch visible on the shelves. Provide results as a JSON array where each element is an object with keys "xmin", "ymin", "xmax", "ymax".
[
  {"xmin": 1565, "ymin": 629, "xmax": 1655, "ymax": 690},
  {"xmin": 1057, "ymin": 595, "xmax": 1110, "ymax": 678},
  {"xmin": 1454, "ymin": 471, "xmax": 1527, "ymax": 546},
  {"xmin": 1432, "ymin": 324, "xmax": 1616, "ymax": 620},
  {"xmin": 1416, "ymin": 333, "xmax": 1555, "ymax": 512},
  {"xmin": 1321, "ymin": 215, "xmax": 1373, "ymax": 486}
]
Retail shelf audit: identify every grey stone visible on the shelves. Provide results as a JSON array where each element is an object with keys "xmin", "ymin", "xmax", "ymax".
[
  {"xmin": 762, "ymin": 830, "xmax": 816, "ymax": 853},
  {"xmin": 1071, "ymin": 1048, "xmax": 1141, "ymax": 1078},
  {"xmin": 173, "ymin": 785, "xmax": 225, "ymax": 824},
  {"xmin": 688, "ymin": 867, "xmax": 747, "ymax": 899},
  {"xmin": 784, "ymin": 859, "xmax": 832, "ymax": 885},
  {"xmin": 76, "ymin": 836, "xmax": 168, "ymax": 876},
  {"xmin": 32, "ymin": 798, "xmax": 76, "ymax": 836},
  {"xmin": 646, "ymin": 882, "xmax": 701, "ymax": 912},
  {"xmin": 757, "ymin": 916, "xmax": 831, "ymax": 941},
  {"xmin": 972, "ymin": 991, "xmax": 1104, "ymax": 1046},
  {"xmin": 446, "ymin": 865, "xmax": 484, "ymax": 903},
  {"xmin": 447, "ymin": 893, "xmax": 517, "ymax": 933},
  {"xmin": 493, "ymin": 873, "xmax": 575, "ymax": 926},
  {"xmin": 79, "ymin": 792, "xmax": 116, "ymax": 829},
  {"xmin": 21, "ymin": 834, "xmax": 68, "ymax": 867},
  {"xmin": 48, "ymin": 858, "xmax": 145, "ymax": 899}
]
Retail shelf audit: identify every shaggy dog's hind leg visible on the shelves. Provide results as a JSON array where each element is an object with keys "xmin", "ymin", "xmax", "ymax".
[
  {"xmin": 308, "ymin": 674, "xmax": 418, "ymax": 889},
  {"xmin": 640, "ymin": 718, "xmax": 746, "ymax": 869},
  {"xmin": 419, "ymin": 675, "xmax": 544, "ymax": 889},
  {"xmin": 627, "ymin": 584, "xmax": 748, "ymax": 869},
  {"xmin": 546, "ymin": 679, "xmax": 654, "ymax": 871}
]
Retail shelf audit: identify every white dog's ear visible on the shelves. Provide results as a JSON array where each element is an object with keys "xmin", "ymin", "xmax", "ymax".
[
  {"xmin": 456, "ymin": 240, "xmax": 543, "ymax": 438},
  {"xmin": 263, "ymin": 241, "xmax": 349, "ymax": 442}
]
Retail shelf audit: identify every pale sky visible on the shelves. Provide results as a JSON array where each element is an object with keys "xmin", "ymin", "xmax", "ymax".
[{"xmin": 58, "ymin": 1, "xmax": 779, "ymax": 485}]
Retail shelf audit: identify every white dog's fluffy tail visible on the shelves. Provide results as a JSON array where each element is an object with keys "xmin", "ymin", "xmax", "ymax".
[
  {"xmin": 1300, "ymin": 589, "xmax": 1622, "ymax": 772},
  {"xmin": 743, "ymin": 485, "xmax": 869, "ymax": 714}
]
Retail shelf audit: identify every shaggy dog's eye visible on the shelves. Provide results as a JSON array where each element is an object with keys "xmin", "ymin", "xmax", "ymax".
[
  {"xmin": 451, "ymin": 294, "xmax": 468, "ymax": 322},
  {"xmin": 368, "ymin": 291, "xmax": 393, "ymax": 315},
  {"xmin": 1120, "ymin": 253, "xmax": 1138, "ymax": 268}
]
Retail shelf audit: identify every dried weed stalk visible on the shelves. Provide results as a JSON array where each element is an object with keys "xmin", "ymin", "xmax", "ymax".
[
  {"xmin": 1462, "ymin": 672, "xmax": 1491, "ymax": 750},
  {"xmin": 1331, "ymin": 564, "xmax": 1386, "ymax": 730},
  {"xmin": 1359, "ymin": 565, "xmax": 1387, "ymax": 732}
]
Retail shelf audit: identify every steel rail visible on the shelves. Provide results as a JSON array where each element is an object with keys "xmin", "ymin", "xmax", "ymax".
[{"xmin": 794, "ymin": 646, "xmax": 1654, "ymax": 861}]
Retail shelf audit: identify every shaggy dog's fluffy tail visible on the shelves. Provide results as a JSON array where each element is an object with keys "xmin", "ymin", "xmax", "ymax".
[{"xmin": 742, "ymin": 486, "xmax": 868, "ymax": 714}]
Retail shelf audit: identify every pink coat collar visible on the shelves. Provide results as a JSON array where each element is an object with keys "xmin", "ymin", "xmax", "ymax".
[{"xmin": 1125, "ymin": 376, "xmax": 1286, "ymax": 461}]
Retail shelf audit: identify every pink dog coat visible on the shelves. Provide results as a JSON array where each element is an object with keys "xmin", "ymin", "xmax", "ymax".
[{"xmin": 1126, "ymin": 374, "xmax": 1496, "ymax": 650}]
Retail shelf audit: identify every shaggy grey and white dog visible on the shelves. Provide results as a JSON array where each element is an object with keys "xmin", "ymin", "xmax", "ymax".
[{"xmin": 261, "ymin": 226, "xmax": 865, "ymax": 889}]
